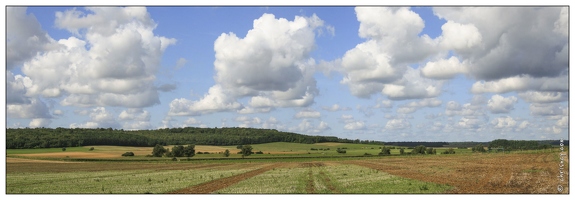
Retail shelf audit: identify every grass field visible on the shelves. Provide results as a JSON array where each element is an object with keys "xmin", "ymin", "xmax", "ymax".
[
  {"xmin": 7, "ymin": 142, "xmax": 475, "ymax": 159},
  {"xmin": 5, "ymin": 143, "xmax": 569, "ymax": 194}
]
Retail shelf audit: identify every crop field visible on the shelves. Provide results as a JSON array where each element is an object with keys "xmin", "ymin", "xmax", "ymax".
[{"xmin": 5, "ymin": 143, "xmax": 569, "ymax": 194}]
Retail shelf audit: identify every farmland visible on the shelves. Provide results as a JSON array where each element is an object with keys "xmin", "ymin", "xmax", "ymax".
[{"xmin": 5, "ymin": 143, "xmax": 569, "ymax": 194}]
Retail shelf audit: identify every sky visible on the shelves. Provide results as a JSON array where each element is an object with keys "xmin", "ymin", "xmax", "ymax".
[{"xmin": 3, "ymin": 3, "xmax": 571, "ymax": 142}]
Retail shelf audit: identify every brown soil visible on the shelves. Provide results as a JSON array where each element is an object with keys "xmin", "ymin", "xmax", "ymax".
[
  {"xmin": 168, "ymin": 163, "xmax": 284, "ymax": 194},
  {"xmin": 306, "ymin": 168, "xmax": 315, "ymax": 194},
  {"xmin": 299, "ymin": 162, "xmax": 326, "ymax": 168},
  {"xmin": 345, "ymin": 152, "xmax": 568, "ymax": 194},
  {"xmin": 315, "ymin": 143, "xmax": 343, "ymax": 147}
]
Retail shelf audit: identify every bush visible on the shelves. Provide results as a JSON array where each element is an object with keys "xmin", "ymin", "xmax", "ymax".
[
  {"xmin": 472, "ymin": 144, "xmax": 487, "ymax": 153},
  {"xmin": 122, "ymin": 152, "xmax": 135, "ymax": 156},
  {"xmin": 399, "ymin": 148, "xmax": 405, "ymax": 155},
  {"xmin": 89, "ymin": 147, "xmax": 95, "ymax": 151},
  {"xmin": 224, "ymin": 149, "xmax": 230, "ymax": 157},
  {"xmin": 411, "ymin": 145, "xmax": 427, "ymax": 155},
  {"xmin": 255, "ymin": 151, "xmax": 264, "ymax": 154},
  {"xmin": 442, "ymin": 148, "xmax": 456, "ymax": 154},
  {"xmin": 364, "ymin": 153, "xmax": 372, "ymax": 156},
  {"xmin": 241, "ymin": 145, "xmax": 253, "ymax": 158},
  {"xmin": 62, "ymin": 147, "xmax": 66, "ymax": 151},
  {"xmin": 197, "ymin": 152, "xmax": 204, "ymax": 154},
  {"xmin": 379, "ymin": 145, "xmax": 391, "ymax": 155},
  {"xmin": 336, "ymin": 148, "xmax": 346, "ymax": 154},
  {"xmin": 171, "ymin": 157, "xmax": 178, "ymax": 161},
  {"xmin": 426, "ymin": 147, "xmax": 434, "ymax": 155}
]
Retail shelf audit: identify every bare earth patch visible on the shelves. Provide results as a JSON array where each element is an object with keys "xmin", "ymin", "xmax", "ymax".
[{"xmin": 315, "ymin": 143, "xmax": 343, "ymax": 147}]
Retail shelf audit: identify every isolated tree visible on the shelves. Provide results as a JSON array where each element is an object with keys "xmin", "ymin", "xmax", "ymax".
[
  {"xmin": 426, "ymin": 147, "xmax": 434, "ymax": 155},
  {"xmin": 184, "ymin": 144, "xmax": 196, "ymax": 158},
  {"xmin": 172, "ymin": 145, "xmax": 185, "ymax": 157},
  {"xmin": 241, "ymin": 145, "xmax": 253, "ymax": 158},
  {"xmin": 379, "ymin": 145, "xmax": 391, "ymax": 155},
  {"xmin": 152, "ymin": 144, "xmax": 167, "ymax": 157},
  {"xmin": 411, "ymin": 145, "xmax": 427, "ymax": 155},
  {"xmin": 432, "ymin": 149, "xmax": 437, "ymax": 155},
  {"xmin": 224, "ymin": 149, "xmax": 230, "ymax": 157},
  {"xmin": 472, "ymin": 144, "xmax": 486, "ymax": 153},
  {"xmin": 442, "ymin": 148, "xmax": 456, "ymax": 154},
  {"xmin": 399, "ymin": 148, "xmax": 405, "ymax": 155}
]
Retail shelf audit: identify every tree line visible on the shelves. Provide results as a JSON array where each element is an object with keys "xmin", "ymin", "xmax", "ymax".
[
  {"xmin": 488, "ymin": 139, "xmax": 558, "ymax": 151},
  {"xmin": 6, "ymin": 127, "xmax": 373, "ymax": 149}
]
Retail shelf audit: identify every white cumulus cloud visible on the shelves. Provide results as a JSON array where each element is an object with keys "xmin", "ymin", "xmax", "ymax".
[
  {"xmin": 294, "ymin": 110, "xmax": 321, "ymax": 118},
  {"xmin": 169, "ymin": 13, "xmax": 329, "ymax": 115},
  {"xmin": 487, "ymin": 95, "xmax": 518, "ymax": 114}
]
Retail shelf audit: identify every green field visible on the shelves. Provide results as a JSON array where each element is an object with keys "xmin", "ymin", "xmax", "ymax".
[
  {"xmin": 216, "ymin": 164, "xmax": 451, "ymax": 194},
  {"xmin": 6, "ymin": 165, "xmax": 259, "ymax": 194},
  {"xmin": 7, "ymin": 142, "xmax": 472, "ymax": 159},
  {"xmin": 6, "ymin": 142, "xmax": 564, "ymax": 194}
]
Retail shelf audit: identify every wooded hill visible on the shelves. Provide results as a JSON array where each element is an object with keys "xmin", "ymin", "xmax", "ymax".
[
  {"xmin": 6, "ymin": 127, "xmax": 380, "ymax": 149},
  {"xmin": 6, "ymin": 127, "xmax": 568, "ymax": 149}
]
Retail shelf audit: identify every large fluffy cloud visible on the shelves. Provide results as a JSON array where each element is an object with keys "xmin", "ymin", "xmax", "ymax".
[
  {"xmin": 340, "ymin": 7, "xmax": 439, "ymax": 99},
  {"xmin": 169, "ymin": 13, "xmax": 328, "ymax": 115},
  {"xmin": 6, "ymin": 7, "xmax": 57, "ymax": 70},
  {"xmin": 16, "ymin": 7, "xmax": 175, "ymax": 109},
  {"xmin": 434, "ymin": 7, "xmax": 567, "ymax": 81}
]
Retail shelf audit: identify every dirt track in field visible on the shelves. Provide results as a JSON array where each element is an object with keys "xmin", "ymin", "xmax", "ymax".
[
  {"xmin": 168, "ymin": 163, "xmax": 284, "ymax": 194},
  {"xmin": 345, "ymin": 152, "xmax": 568, "ymax": 194}
]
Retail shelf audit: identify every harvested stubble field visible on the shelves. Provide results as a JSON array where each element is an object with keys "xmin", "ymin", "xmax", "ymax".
[
  {"xmin": 345, "ymin": 152, "xmax": 569, "ymax": 194},
  {"xmin": 5, "ymin": 150, "xmax": 568, "ymax": 194}
]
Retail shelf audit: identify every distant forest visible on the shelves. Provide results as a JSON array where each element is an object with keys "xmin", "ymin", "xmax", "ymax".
[{"xmin": 5, "ymin": 127, "xmax": 569, "ymax": 149}]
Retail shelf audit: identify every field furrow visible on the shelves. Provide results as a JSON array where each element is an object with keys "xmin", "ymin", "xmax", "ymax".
[{"xmin": 167, "ymin": 163, "xmax": 282, "ymax": 194}]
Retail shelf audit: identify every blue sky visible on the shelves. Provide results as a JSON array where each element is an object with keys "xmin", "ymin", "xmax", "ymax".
[{"xmin": 4, "ymin": 5, "xmax": 570, "ymax": 142}]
